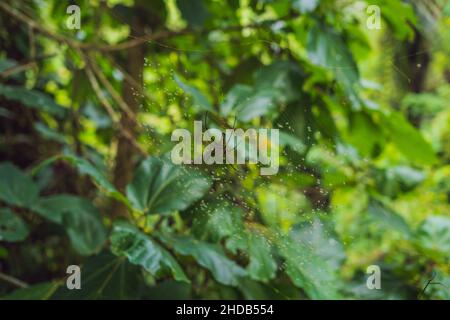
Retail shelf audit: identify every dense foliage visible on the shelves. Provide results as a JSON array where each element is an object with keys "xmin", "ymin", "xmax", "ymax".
[{"xmin": 0, "ymin": 0, "xmax": 449, "ymax": 300}]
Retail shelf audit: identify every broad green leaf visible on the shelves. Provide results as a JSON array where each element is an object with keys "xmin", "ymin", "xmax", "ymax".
[
  {"xmin": 279, "ymin": 234, "xmax": 342, "ymax": 299},
  {"xmin": 415, "ymin": 216, "xmax": 450, "ymax": 261},
  {"xmin": 368, "ymin": 198, "xmax": 411, "ymax": 237},
  {"xmin": 0, "ymin": 162, "xmax": 39, "ymax": 208},
  {"xmin": 0, "ymin": 84, "xmax": 66, "ymax": 118},
  {"xmin": 220, "ymin": 84, "xmax": 252, "ymax": 117},
  {"xmin": 126, "ymin": 157, "xmax": 211, "ymax": 215},
  {"xmin": 307, "ymin": 24, "xmax": 360, "ymax": 106},
  {"xmin": 220, "ymin": 61, "xmax": 302, "ymax": 122},
  {"xmin": 3, "ymin": 281, "xmax": 61, "ymax": 300},
  {"xmin": 174, "ymin": 74, "xmax": 213, "ymax": 112},
  {"xmin": 247, "ymin": 232, "xmax": 277, "ymax": 282},
  {"xmin": 32, "ymin": 155, "xmax": 128, "ymax": 205},
  {"xmin": 290, "ymin": 218, "xmax": 346, "ymax": 270},
  {"xmin": 189, "ymin": 200, "xmax": 247, "ymax": 253},
  {"xmin": 253, "ymin": 61, "xmax": 303, "ymax": 104},
  {"xmin": 53, "ymin": 252, "xmax": 142, "ymax": 299},
  {"xmin": 160, "ymin": 234, "xmax": 246, "ymax": 286},
  {"xmin": 236, "ymin": 90, "xmax": 279, "ymax": 122},
  {"xmin": 384, "ymin": 112, "xmax": 437, "ymax": 165},
  {"xmin": 207, "ymin": 202, "xmax": 244, "ymax": 239},
  {"xmin": 34, "ymin": 195, "xmax": 107, "ymax": 255},
  {"xmin": 220, "ymin": 85, "xmax": 278, "ymax": 122},
  {"xmin": 110, "ymin": 221, "xmax": 189, "ymax": 283},
  {"xmin": 0, "ymin": 208, "xmax": 29, "ymax": 242}
]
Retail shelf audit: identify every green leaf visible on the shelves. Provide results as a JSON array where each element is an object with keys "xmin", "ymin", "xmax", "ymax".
[
  {"xmin": 53, "ymin": 252, "xmax": 143, "ymax": 299},
  {"xmin": 235, "ymin": 90, "xmax": 279, "ymax": 122},
  {"xmin": 110, "ymin": 221, "xmax": 189, "ymax": 283},
  {"xmin": 174, "ymin": 74, "xmax": 213, "ymax": 112},
  {"xmin": 34, "ymin": 195, "xmax": 107, "ymax": 255},
  {"xmin": 143, "ymin": 280, "xmax": 191, "ymax": 299},
  {"xmin": 220, "ymin": 61, "xmax": 302, "ymax": 122},
  {"xmin": 0, "ymin": 84, "xmax": 66, "ymax": 118},
  {"xmin": 206, "ymin": 202, "xmax": 244, "ymax": 239},
  {"xmin": 346, "ymin": 111, "xmax": 382, "ymax": 157},
  {"xmin": 160, "ymin": 235, "xmax": 246, "ymax": 286},
  {"xmin": 32, "ymin": 155, "xmax": 128, "ymax": 205},
  {"xmin": 0, "ymin": 208, "xmax": 29, "ymax": 242},
  {"xmin": 374, "ymin": 166, "xmax": 425, "ymax": 197},
  {"xmin": 368, "ymin": 198, "xmax": 411, "ymax": 237},
  {"xmin": 384, "ymin": 112, "xmax": 437, "ymax": 165},
  {"xmin": 34, "ymin": 122, "xmax": 68, "ymax": 144},
  {"xmin": 415, "ymin": 216, "xmax": 450, "ymax": 261},
  {"xmin": 279, "ymin": 131, "xmax": 307, "ymax": 154},
  {"xmin": 176, "ymin": 0, "xmax": 209, "ymax": 28},
  {"xmin": 0, "ymin": 162, "xmax": 39, "ymax": 208},
  {"xmin": 220, "ymin": 84, "xmax": 252, "ymax": 117},
  {"xmin": 3, "ymin": 281, "xmax": 61, "ymax": 300},
  {"xmin": 220, "ymin": 85, "xmax": 278, "ymax": 122},
  {"xmin": 253, "ymin": 61, "xmax": 303, "ymax": 104},
  {"xmin": 247, "ymin": 233, "xmax": 277, "ymax": 282},
  {"xmin": 279, "ymin": 234, "xmax": 342, "ymax": 299},
  {"xmin": 0, "ymin": 58, "xmax": 16, "ymax": 73},
  {"xmin": 307, "ymin": 24, "xmax": 360, "ymax": 106},
  {"xmin": 126, "ymin": 157, "xmax": 211, "ymax": 214},
  {"xmin": 290, "ymin": 218, "xmax": 346, "ymax": 270},
  {"xmin": 292, "ymin": 0, "xmax": 319, "ymax": 13},
  {"xmin": 370, "ymin": 0, "xmax": 417, "ymax": 40}
]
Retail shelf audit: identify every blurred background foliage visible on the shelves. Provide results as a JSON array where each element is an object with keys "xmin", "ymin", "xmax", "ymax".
[{"xmin": 0, "ymin": 0, "xmax": 449, "ymax": 300}]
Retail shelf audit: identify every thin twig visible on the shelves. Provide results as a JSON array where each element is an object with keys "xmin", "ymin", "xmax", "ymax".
[
  {"xmin": 85, "ymin": 53, "xmax": 137, "ymax": 120},
  {"xmin": 83, "ymin": 59, "xmax": 146, "ymax": 156},
  {"xmin": 0, "ymin": 271, "xmax": 29, "ymax": 288},
  {"xmin": 0, "ymin": 53, "xmax": 57, "ymax": 78}
]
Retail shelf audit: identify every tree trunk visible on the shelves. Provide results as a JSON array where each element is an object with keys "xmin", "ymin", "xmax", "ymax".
[{"xmin": 111, "ymin": 14, "xmax": 145, "ymax": 218}]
